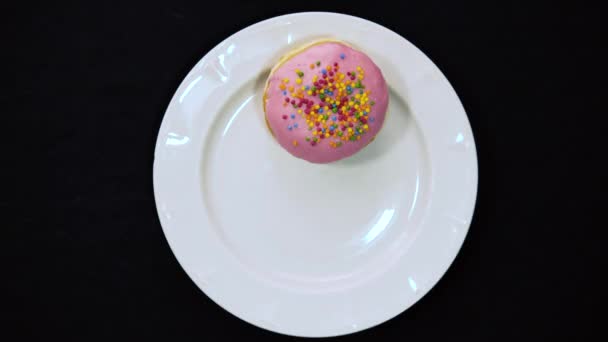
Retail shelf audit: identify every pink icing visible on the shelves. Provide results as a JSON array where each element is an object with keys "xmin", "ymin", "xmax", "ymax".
[{"xmin": 265, "ymin": 42, "xmax": 389, "ymax": 163}]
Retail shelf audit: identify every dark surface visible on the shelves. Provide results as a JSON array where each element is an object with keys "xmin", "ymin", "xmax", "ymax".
[{"xmin": 4, "ymin": 1, "xmax": 604, "ymax": 341}]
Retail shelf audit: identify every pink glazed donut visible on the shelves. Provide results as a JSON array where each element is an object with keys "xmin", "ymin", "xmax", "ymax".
[{"xmin": 264, "ymin": 41, "xmax": 389, "ymax": 163}]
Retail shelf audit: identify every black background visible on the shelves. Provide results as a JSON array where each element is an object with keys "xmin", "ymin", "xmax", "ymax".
[{"xmin": 4, "ymin": 1, "xmax": 605, "ymax": 341}]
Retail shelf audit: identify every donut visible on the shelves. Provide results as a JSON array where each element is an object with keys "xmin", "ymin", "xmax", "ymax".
[{"xmin": 263, "ymin": 40, "xmax": 389, "ymax": 163}]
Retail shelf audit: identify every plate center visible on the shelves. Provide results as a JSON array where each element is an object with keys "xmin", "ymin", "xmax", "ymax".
[{"xmin": 202, "ymin": 79, "xmax": 430, "ymax": 284}]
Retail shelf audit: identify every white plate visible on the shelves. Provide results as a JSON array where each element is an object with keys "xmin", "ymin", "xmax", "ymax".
[{"xmin": 153, "ymin": 12, "xmax": 477, "ymax": 337}]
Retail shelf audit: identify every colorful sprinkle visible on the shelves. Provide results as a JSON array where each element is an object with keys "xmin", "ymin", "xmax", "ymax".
[{"xmin": 276, "ymin": 54, "xmax": 376, "ymax": 148}]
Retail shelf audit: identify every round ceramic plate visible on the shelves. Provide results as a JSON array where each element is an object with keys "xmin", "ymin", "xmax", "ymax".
[{"xmin": 153, "ymin": 12, "xmax": 477, "ymax": 337}]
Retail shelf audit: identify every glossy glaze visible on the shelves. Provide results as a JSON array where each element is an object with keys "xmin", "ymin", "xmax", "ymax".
[{"xmin": 265, "ymin": 42, "xmax": 388, "ymax": 163}]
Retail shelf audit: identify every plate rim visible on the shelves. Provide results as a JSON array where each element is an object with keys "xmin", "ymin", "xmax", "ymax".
[{"xmin": 153, "ymin": 11, "xmax": 478, "ymax": 337}]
